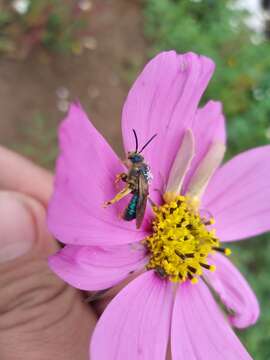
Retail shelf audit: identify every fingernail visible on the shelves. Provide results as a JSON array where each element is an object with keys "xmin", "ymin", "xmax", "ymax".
[{"xmin": 0, "ymin": 193, "xmax": 35, "ymax": 263}]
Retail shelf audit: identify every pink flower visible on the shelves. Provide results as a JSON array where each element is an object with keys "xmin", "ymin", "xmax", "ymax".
[{"xmin": 47, "ymin": 51, "xmax": 269, "ymax": 359}]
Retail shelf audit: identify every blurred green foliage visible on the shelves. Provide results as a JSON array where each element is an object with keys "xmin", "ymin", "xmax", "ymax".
[
  {"xmin": 0, "ymin": 0, "xmax": 88, "ymax": 58},
  {"xmin": 144, "ymin": 0, "xmax": 270, "ymax": 358}
]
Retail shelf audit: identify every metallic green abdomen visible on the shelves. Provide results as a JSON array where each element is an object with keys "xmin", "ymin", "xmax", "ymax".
[{"xmin": 124, "ymin": 194, "xmax": 139, "ymax": 221}]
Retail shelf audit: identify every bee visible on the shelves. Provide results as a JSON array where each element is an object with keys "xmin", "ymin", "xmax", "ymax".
[{"xmin": 103, "ymin": 129, "xmax": 157, "ymax": 228}]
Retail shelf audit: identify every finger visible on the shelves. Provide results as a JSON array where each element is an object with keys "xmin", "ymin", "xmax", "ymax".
[
  {"xmin": 0, "ymin": 192, "xmax": 97, "ymax": 360},
  {"xmin": 0, "ymin": 146, "xmax": 53, "ymax": 205}
]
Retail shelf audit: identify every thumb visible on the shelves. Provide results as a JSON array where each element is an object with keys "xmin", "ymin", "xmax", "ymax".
[
  {"xmin": 0, "ymin": 192, "xmax": 96, "ymax": 360},
  {"xmin": 0, "ymin": 191, "xmax": 57, "ymax": 263}
]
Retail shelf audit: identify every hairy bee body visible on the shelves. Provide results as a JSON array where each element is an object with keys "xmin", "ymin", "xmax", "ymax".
[
  {"xmin": 103, "ymin": 130, "xmax": 156, "ymax": 228},
  {"xmin": 123, "ymin": 163, "xmax": 151, "ymax": 224}
]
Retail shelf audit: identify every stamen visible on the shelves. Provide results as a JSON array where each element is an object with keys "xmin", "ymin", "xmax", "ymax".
[
  {"xmin": 200, "ymin": 263, "xmax": 216, "ymax": 272},
  {"xmin": 187, "ymin": 273, "xmax": 194, "ymax": 280},
  {"xmin": 145, "ymin": 195, "xmax": 227, "ymax": 283},
  {"xmin": 212, "ymin": 246, "xmax": 231, "ymax": 256},
  {"xmin": 187, "ymin": 265, "xmax": 197, "ymax": 274},
  {"xmin": 175, "ymin": 250, "xmax": 185, "ymax": 260}
]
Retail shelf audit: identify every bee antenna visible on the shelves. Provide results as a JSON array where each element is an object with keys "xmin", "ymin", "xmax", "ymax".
[
  {"xmin": 139, "ymin": 133, "xmax": 158, "ymax": 153},
  {"xmin": 132, "ymin": 129, "xmax": 139, "ymax": 152}
]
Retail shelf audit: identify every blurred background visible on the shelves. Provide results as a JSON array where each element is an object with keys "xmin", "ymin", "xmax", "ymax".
[{"xmin": 0, "ymin": 0, "xmax": 269, "ymax": 357}]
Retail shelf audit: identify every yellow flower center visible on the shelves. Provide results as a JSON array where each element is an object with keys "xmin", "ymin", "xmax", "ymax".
[{"xmin": 145, "ymin": 195, "xmax": 231, "ymax": 283}]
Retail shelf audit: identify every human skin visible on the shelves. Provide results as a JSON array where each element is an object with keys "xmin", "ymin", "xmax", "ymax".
[{"xmin": 0, "ymin": 146, "xmax": 98, "ymax": 360}]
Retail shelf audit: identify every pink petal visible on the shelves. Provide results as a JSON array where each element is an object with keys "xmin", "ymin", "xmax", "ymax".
[
  {"xmin": 171, "ymin": 281, "xmax": 252, "ymax": 359},
  {"xmin": 48, "ymin": 244, "xmax": 147, "ymax": 291},
  {"xmin": 183, "ymin": 100, "xmax": 226, "ymax": 193},
  {"xmin": 48, "ymin": 103, "xmax": 149, "ymax": 246},
  {"xmin": 90, "ymin": 271, "xmax": 174, "ymax": 359},
  {"xmin": 205, "ymin": 253, "xmax": 259, "ymax": 329},
  {"xmin": 203, "ymin": 146, "xmax": 270, "ymax": 241},
  {"xmin": 122, "ymin": 51, "xmax": 215, "ymax": 202}
]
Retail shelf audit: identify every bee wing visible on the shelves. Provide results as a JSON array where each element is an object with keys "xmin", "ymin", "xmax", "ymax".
[{"xmin": 136, "ymin": 171, "xmax": 149, "ymax": 229}]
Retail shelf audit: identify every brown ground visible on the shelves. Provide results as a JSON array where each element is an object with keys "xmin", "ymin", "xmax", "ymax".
[{"xmin": 0, "ymin": 0, "xmax": 147, "ymax": 167}]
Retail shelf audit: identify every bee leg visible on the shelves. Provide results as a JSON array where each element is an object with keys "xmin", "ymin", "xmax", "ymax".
[
  {"xmin": 115, "ymin": 173, "xmax": 128, "ymax": 189},
  {"xmin": 115, "ymin": 173, "xmax": 127, "ymax": 183},
  {"xmin": 103, "ymin": 186, "xmax": 132, "ymax": 207}
]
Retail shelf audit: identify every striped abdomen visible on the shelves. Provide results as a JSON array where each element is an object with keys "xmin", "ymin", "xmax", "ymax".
[{"xmin": 124, "ymin": 193, "xmax": 139, "ymax": 221}]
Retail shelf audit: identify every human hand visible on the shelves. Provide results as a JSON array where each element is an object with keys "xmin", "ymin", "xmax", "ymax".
[{"xmin": 0, "ymin": 146, "xmax": 97, "ymax": 360}]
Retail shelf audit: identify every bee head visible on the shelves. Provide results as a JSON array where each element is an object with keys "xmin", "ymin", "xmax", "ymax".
[
  {"xmin": 129, "ymin": 129, "xmax": 157, "ymax": 165},
  {"xmin": 128, "ymin": 152, "xmax": 144, "ymax": 164}
]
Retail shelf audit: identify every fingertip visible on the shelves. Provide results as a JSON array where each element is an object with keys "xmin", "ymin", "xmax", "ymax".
[
  {"xmin": 0, "ymin": 192, "xmax": 34, "ymax": 263},
  {"xmin": 0, "ymin": 146, "xmax": 53, "ymax": 205},
  {"xmin": 0, "ymin": 191, "xmax": 58, "ymax": 265}
]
